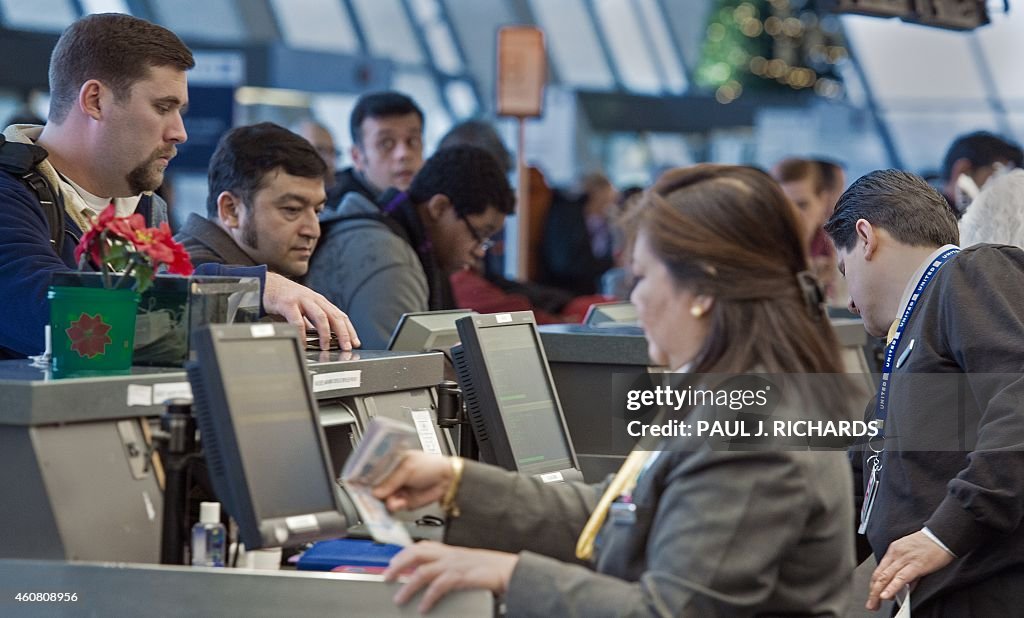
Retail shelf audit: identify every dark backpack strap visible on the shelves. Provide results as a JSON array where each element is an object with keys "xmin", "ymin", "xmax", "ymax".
[
  {"xmin": 0, "ymin": 135, "xmax": 65, "ymax": 248},
  {"xmin": 20, "ymin": 171, "xmax": 64, "ymax": 248}
]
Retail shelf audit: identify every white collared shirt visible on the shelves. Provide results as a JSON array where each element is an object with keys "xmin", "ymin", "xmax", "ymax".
[{"xmin": 60, "ymin": 174, "xmax": 141, "ymax": 220}]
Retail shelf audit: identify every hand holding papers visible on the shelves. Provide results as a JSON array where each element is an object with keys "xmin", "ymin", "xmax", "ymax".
[{"xmin": 342, "ymin": 417, "xmax": 420, "ymax": 546}]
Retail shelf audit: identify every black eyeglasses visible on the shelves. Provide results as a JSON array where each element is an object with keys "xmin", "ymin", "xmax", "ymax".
[{"xmin": 460, "ymin": 215, "xmax": 495, "ymax": 252}]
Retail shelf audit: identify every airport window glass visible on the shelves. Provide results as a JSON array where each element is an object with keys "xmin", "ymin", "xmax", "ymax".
[
  {"xmin": 976, "ymin": 8, "xmax": 1024, "ymax": 102},
  {"xmin": 1009, "ymin": 114, "xmax": 1024, "ymax": 143},
  {"xmin": 884, "ymin": 110, "xmax": 1001, "ymax": 174},
  {"xmin": 150, "ymin": 0, "xmax": 246, "ymax": 42},
  {"xmin": 445, "ymin": 80, "xmax": 478, "ymax": 119},
  {"xmin": 79, "ymin": 0, "xmax": 130, "ymax": 15},
  {"xmin": 350, "ymin": 0, "xmax": 424, "ymax": 65},
  {"xmin": 592, "ymin": 0, "xmax": 661, "ymax": 93},
  {"xmin": 441, "ymin": 0, "xmax": 516, "ymax": 110},
  {"xmin": 841, "ymin": 14, "xmax": 985, "ymax": 102},
  {"xmin": 527, "ymin": 0, "xmax": 615, "ymax": 89},
  {"xmin": 0, "ymin": 0, "xmax": 76, "ymax": 31},
  {"xmin": 269, "ymin": 0, "xmax": 360, "ymax": 54},
  {"xmin": 659, "ymin": 0, "xmax": 712, "ymax": 76},
  {"xmin": 647, "ymin": 132, "xmax": 695, "ymax": 169},
  {"xmin": 636, "ymin": 0, "xmax": 688, "ymax": 93},
  {"xmin": 409, "ymin": 0, "xmax": 463, "ymax": 74}
]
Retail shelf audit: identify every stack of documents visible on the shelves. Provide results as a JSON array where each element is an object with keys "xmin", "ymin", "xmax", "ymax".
[{"xmin": 341, "ymin": 417, "xmax": 420, "ymax": 546}]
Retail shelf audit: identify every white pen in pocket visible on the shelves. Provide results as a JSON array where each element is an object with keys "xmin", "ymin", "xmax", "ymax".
[{"xmin": 896, "ymin": 339, "xmax": 915, "ymax": 369}]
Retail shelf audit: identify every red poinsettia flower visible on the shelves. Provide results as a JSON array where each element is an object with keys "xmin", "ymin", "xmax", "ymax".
[
  {"xmin": 73, "ymin": 202, "xmax": 194, "ymax": 292},
  {"xmin": 109, "ymin": 212, "xmax": 147, "ymax": 241},
  {"xmin": 127, "ymin": 221, "xmax": 194, "ymax": 276},
  {"xmin": 66, "ymin": 312, "xmax": 112, "ymax": 358}
]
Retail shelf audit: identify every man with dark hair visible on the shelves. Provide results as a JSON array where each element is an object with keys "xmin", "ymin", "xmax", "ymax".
[
  {"xmin": 175, "ymin": 122, "xmax": 327, "ymax": 279},
  {"xmin": 434, "ymin": 120, "xmax": 587, "ymax": 320},
  {"xmin": 941, "ymin": 131, "xmax": 1022, "ymax": 216},
  {"xmin": 437, "ymin": 119, "xmax": 514, "ymax": 174},
  {"xmin": 0, "ymin": 14, "xmax": 355, "ymax": 358},
  {"xmin": 825, "ymin": 169, "xmax": 1024, "ymax": 615},
  {"xmin": 329, "ymin": 91, "xmax": 424, "ymax": 208},
  {"xmin": 305, "ymin": 146, "xmax": 515, "ymax": 348}
]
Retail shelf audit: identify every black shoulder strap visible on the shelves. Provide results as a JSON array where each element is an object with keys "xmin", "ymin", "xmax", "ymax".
[{"xmin": 0, "ymin": 134, "xmax": 65, "ymax": 248}]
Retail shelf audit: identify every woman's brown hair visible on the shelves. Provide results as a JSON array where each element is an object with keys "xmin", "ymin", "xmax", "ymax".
[{"xmin": 632, "ymin": 164, "xmax": 848, "ymax": 382}]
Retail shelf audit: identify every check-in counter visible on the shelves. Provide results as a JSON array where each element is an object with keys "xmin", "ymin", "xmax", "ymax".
[
  {"xmin": 0, "ymin": 560, "xmax": 491, "ymax": 617},
  {"xmin": 538, "ymin": 324, "xmax": 665, "ymax": 482},
  {"xmin": 0, "ymin": 362, "xmax": 185, "ymax": 562},
  {"xmin": 0, "ymin": 350, "xmax": 445, "ymax": 563},
  {"xmin": 306, "ymin": 349, "xmax": 450, "ymax": 477}
]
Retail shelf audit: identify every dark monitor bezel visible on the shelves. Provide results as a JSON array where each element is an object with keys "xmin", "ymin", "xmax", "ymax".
[
  {"xmin": 187, "ymin": 323, "xmax": 349, "ymax": 549},
  {"xmin": 452, "ymin": 311, "xmax": 582, "ymax": 482},
  {"xmin": 387, "ymin": 309, "xmax": 476, "ymax": 355},
  {"xmin": 583, "ymin": 301, "xmax": 638, "ymax": 326}
]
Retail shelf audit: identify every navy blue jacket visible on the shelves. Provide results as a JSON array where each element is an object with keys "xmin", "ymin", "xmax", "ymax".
[{"xmin": 0, "ymin": 170, "xmax": 163, "ymax": 359}]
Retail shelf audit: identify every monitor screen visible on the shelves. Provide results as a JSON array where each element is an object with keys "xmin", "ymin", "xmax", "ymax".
[
  {"xmin": 216, "ymin": 338, "xmax": 337, "ymax": 519},
  {"xmin": 584, "ymin": 302, "xmax": 637, "ymax": 326},
  {"xmin": 477, "ymin": 324, "xmax": 574, "ymax": 473},
  {"xmin": 453, "ymin": 312, "xmax": 581, "ymax": 481},
  {"xmin": 188, "ymin": 324, "xmax": 350, "ymax": 549}
]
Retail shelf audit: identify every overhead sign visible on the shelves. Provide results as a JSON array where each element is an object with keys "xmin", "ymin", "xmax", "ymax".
[{"xmin": 496, "ymin": 26, "xmax": 546, "ymax": 118}]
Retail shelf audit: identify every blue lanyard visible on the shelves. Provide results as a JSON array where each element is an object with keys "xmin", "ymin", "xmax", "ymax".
[{"xmin": 874, "ymin": 248, "xmax": 960, "ymax": 431}]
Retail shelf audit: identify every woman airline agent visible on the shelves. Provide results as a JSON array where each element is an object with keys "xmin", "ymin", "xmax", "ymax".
[{"xmin": 372, "ymin": 164, "xmax": 857, "ymax": 616}]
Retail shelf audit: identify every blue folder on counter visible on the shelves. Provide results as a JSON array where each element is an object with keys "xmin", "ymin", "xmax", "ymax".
[{"xmin": 296, "ymin": 538, "xmax": 402, "ymax": 571}]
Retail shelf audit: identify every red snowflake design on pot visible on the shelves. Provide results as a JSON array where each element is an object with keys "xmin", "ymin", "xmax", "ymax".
[{"xmin": 66, "ymin": 313, "xmax": 113, "ymax": 358}]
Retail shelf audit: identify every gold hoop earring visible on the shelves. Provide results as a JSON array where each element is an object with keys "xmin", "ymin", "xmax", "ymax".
[{"xmin": 690, "ymin": 305, "xmax": 704, "ymax": 318}]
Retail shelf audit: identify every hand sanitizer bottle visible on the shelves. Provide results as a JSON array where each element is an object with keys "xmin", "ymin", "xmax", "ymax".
[{"xmin": 191, "ymin": 502, "xmax": 226, "ymax": 567}]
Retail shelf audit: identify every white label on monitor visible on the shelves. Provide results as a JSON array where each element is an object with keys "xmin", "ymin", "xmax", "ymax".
[
  {"xmin": 153, "ymin": 382, "xmax": 193, "ymax": 404},
  {"xmin": 410, "ymin": 408, "xmax": 443, "ymax": 455},
  {"xmin": 285, "ymin": 514, "xmax": 320, "ymax": 533},
  {"xmin": 539, "ymin": 472, "xmax": 564, "ymax": 483},
  {"xmin": 126, "ymin": 384, "xmax": 153, "ymax": 407},
  {"xmin": 250, "ymin": 323, "xmax": 276, "ymax": 338},
  {"xmin": 312, "ymin": 370, "xmax": 362, "ymax": 392},
  {"xmin": 495, "ymin": 313, "xmax": 513, "ymax": 323}
]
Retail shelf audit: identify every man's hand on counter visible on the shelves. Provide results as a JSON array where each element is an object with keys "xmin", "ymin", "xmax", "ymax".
[{"xmin": 262, "ymin": 272, "xmax": 360, "ymax": 351}]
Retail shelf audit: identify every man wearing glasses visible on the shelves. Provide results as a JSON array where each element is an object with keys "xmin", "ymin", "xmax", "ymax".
[{"xmin": 304, "ymin": 145, "xmax": 514, "ymax": 349}]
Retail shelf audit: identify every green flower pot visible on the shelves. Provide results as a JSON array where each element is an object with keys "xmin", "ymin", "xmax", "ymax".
[{"xmin": 49, "ymin": 285, "xmax": 140, "ymax": 376}]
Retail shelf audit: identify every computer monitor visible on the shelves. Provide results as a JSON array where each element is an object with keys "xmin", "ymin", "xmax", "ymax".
[
  {"xmin": 388, "ymin": 310, "xmax": 475, "ymax": 357},
  {"xmin": 583, "ymin": 301, "xmax": 637, "ymax": 326},
  {"xmin": 452, "ymin": 312, "xmax": 583, "ymax": 482},
  {"xmin": 187, "ymin": 323, "xmax": 351, "ymax": 550}
]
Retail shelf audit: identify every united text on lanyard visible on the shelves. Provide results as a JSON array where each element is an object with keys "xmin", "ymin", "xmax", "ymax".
[{"xmin": 859, "ymin": 247, "xmax": 959, "ymax": 534}]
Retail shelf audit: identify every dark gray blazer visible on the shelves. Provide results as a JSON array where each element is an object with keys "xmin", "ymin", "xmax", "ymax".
[{"xmin": 446, "ymin": 429, "xmax": 854, "ymax": 616}]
